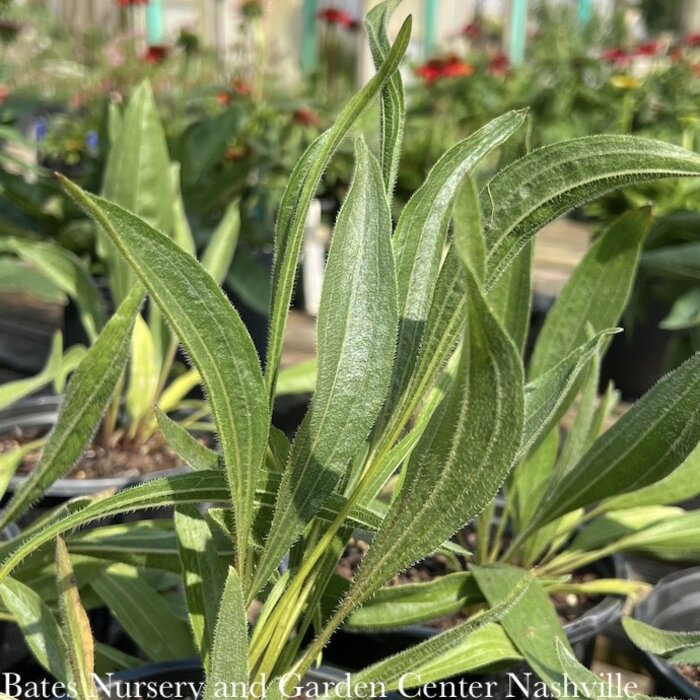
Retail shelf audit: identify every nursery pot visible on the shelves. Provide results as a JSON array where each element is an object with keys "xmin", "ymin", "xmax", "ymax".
[
  {"xmin": 634, "ymin": 567, "xmax": 700, "ymax": 699},
  {"xmin": 53, "ymin": 658, "xmax": 402, "ymax": 700},
  {"xmin": 0, "ymin": 395, "xmax": 190, "ymax": 513},
  {"xmin": 325, "ymin": 554, "xmax": 627, "ymax": 676},
  {"xmin": 0, "ymin": 522, "xmax": 29, "ymax": 672}
]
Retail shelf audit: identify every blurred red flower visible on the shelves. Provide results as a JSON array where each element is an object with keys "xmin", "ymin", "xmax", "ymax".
[
  {"xmin": 686, "ymin": 34, "xmax": 700, "ymax": 47},
  {"xmin": 293, "ymin": 106, "xmax": 321, "ymax": 126},
  {"xmin": 231, "ymin": 78, "xmax": 253, "ymax": 96},
  {"xmin": 634, "ymin": 41, "xmax": 662, "ymax": 57},
  {"xmin": 488, "ymin": 52, "xmax": 510, "ymax": 76},
  {"xmin": 144, "ymin": 44, "xmax": 168, "ymax": 63},
  {"xmin": 217, "ymin": 92, "xmax": 231, "ymax": 107},
  {"xmin": 0, "ymin": 85, "xmax": 9, "ymax": 106},
  {"xmin": 601, "ymin": 47, "xmax": 630, "ymax": 67},
  {"xmin": 462, "ymin": 22, "xmax": 481, "ymax": 39},
  {"xmin": 416, "ymin": 56, "xmax": 474, "ymax": 83},
  {"xmin": 317, "ymin": 8, "xmax": 357, "ymax": 30},
  {"xmin": 118, "ymin": 0, "xmax": 148, "ymax": 5}
]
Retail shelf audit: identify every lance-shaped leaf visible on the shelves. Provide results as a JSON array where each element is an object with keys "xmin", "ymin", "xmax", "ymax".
[
  {"xmin": 201, "ymin": 200, "xmax": 240, "ymax": 286},
  {"xmin": 101, "ymin": 81, "xmax": 174, "ymax": 301},
  {"xmin": 344, "ymin": 266, "xmax": 523, "ymax": 611},
  {"xmin": 0, "ymin": 285, "xmax": 143, "ymax": 530},
  {"xmin": 0, "ymin": 332, "xmax": 63, "ymax": 411},
  {"xmin": 175, "ymin": 506, "xmax": 229, "ymax": 670},
  {"xmin": 60, "ymin": 178, "xmax": 269, "ymax": 583},
  {"xmin": 521, "ymin": 329, "xmax": 619, "ymax": 458},
  {"xmin": 156, "ymin": 407, "xmax": 219, "ymax": 471},
  {"xmin": 529, "ymin": 208, "xmax": 651, "ymax": 378},
  {"xmin": 56, "ymin": 537, "xmax": 97, "ymax": 700},
  {"xmin": 365, "ymin": 0, "xmax": 404, "ymax": 195},
  {"xmin": 612, "ymin": 510, "xmax": 700, "ymax": 561},
  {"xmin": 532, "ymin": 351, "xmax": 700, "ymax": 528},
  {"xmin": 252, "ymin": 139, "xmax": 397, "ymax": 596},
  {"xmin": 265, "ymin": 17, "xmax": 411, "ymax": 399},
  {"xmin": 0, "ymin": 576, "xmax": 69, "ymax": 682},
  {"xmin": 0, "ymin": 238, "xmax": 105, "ymax": 341},
  {"xmin": 599, "ymin": 443, "xmax": 700, "ymax": 512},
  {"xmin": 0, "ymin": 471, "xmax": 386, "ymax": 583},
  {"xmin": 204, "ymin": 568, "xmax": 248, "ymax": 700},
  {"xmin": 641, "ymin": 242, "xmax": 700, "ymax": 281},
  {"xmin": 125, "ymin": 314, "xmax": 159, "ymax": 435},
  {"xmin": 386, "ymin": 111, "xmax": 526, "ymax": 426},
  {"xmin": 482, "ymin": 138, "xmax": 700, "ymax": 287},
  {"xmin": 315, "ymin": 577, "xmax": 530, "ymax": 700},
  {"xmin": 623, "ymin": 618, "xmax": 700, "ymax": 662},
  {"xmin": 90, "ymin": 563, "xmax": 196, "ymax": 661}
]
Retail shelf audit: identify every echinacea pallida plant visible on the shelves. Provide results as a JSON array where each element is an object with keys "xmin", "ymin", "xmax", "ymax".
[
  {"xmin": 623, "ymin": 617, "xmax": 700, "ymax": 667},
  {"xmin": 1, "ymin": 1, "xmax": 700, "ymax": 697}
]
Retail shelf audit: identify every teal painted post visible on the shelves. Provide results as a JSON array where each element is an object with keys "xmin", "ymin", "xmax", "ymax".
[
  {"xmin": 578, "ymin": 0, "xmax": 593, "ymax": 26},
  {"xmin": 301, "ymin": 0, "xmax": 318, "ymax": 74},
  {"xmin": 146, "ymin": 0, "xmax": 164, "ymax": 44},
  {"xmin": 508, "ymin": 0, "xmax": 528, "ymax": 66},
  {"xmin": 424, "ymin": 0, "xmax": 438, "ymax": 58}
]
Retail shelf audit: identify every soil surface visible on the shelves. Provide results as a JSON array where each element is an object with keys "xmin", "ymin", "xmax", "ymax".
[
  {"xmin": 675, "ymin": 664, "xmax": 700, "ymax": 689},
  {"xmin": 337, "ymin": 539, "xmax": 602, "ymax": 628},
  {"xmin": 1, "ymin": 424, "xmax": 188, "ymax": 480}
]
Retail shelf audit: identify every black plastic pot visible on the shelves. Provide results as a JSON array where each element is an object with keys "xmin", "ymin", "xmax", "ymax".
[
  {"xmin": 325, "ymin": 554, "xmax": 627, "ymax": 674},
  {"xmin": 0, "ymin": 523, "xmax": 29, "ymax": 672},
  {"xmin": 0, "ymin": 395, "xmax": 189, "ymax": 515},
  {"xmin": 51, "ymin": 658, "xmax": 402, "ymax": 700},
  {"xmin": 634, "ymin": 567, "xmax": 700, "ymax": 699}
]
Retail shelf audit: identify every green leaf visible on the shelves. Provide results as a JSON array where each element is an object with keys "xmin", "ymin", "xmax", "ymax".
[
  {"xmin": 125, "ymin": 314, "xmax": 160, "ymax": 435},
  {"xmin": 533, "ymin": 352, "xmax": 700, "ymax": 528},
  {"xmin": 90, "ymin": 563, "xmax": 196, "ymax": 662},
  {"xmin": 345, "ymin": 267, "xmax": 523, "ymax": 612},
  {"xmin": 0, "ymin": 439, "xmax": 44, "ymax": 502},
  {"xmin": 473, "ymin": 564, "xmax": 584, "ymax": 699},
  {"xmin": 482, "ymin": 138, "xmax": 700, "ymax": 288},
  {"xmin": 0, "ymin": 576, "xmax": 68, "ymax": 682},
  {"xmin": 0, "ymin": 332, "xmax": 63, "ymax": 411},
  {"xmin": 0, "ymin": 238, "xmax": 105, "ymax": 341},
  {"xmin": 453, "ymin": 176, "xmax": 485, "ymax": 280},
  {"xmin": 204, "ymin": 568, "xmax": 248, "ymax": 700},
  {"xmin": 346, "ymin": 572, "xmax": 482, "ymax": 630},
  {"xmin": 0, "ymin": 471, "xmax": 386, "ymax": 583},
  {"xmin": 275, "ymin": 359, "xmax": 317, "ymax": 396},
  {"xmin": 365, "ymin": 0, "xmax": 404, "ymax": 195},
  {"xmin": 60, "ymin": 178, "xmax": 269, "ymax": 585},
  {"xmin": 265, "ymin": 17, "xmax": 411, "ymax": 400},
  {"xmin": 599, "ymin": 443, "xmax": 700, "ymax": 512},
  {"xmin": 317, "ymin": 577, "xmax": 530, "ymax": 700},
  {"xmin": 642, "ymin": 243, "xmax": 700, "ymax": 282},
  {"xmin": 529, "ymin": 208, "xmax": 651, "ymax": 378},
  {"xmin": 155, "ymin": 407, "xmax": 218, "ymax": 471},
  {"xmin": 0, "ymin": 285, "xmax": 144, "ymax": 530},
  {"xmin": 169, "ymin": 164, "xmax": 196, "ymax": 256},
  {"xmin": 386, "ymin": 112, "xmax": 526, "ymax": 429},
  {"xmin": 613, "ymin": 510, "xmax": 700, "ymax": 561},
  {"xmin": 623, "ymin": 617, "xmax": 700, "ymax": 660},
  {"xmin": 56, "ymin": 537, "xmax": 97, "ymax": 700},
  {"xmin": 252, "ymin": 139, "xmax": 397, "ymax": 597},
  {"xmin": 101, "ymin": 81, "xmax": 174, "ymax": 301},
  {"xmin": 521, "ymin": 330, "xmax": 619, "ymax": 458},
  {"xmin": 660, "ymin": 287, "xmax": 700, "ymax": 330},
  {"xmin": 201, "ymin": 200, "xmax": 240, "ymax": 286},
  {"xmin": 175, "ymin": 506, "xmax": 228, "ymax": 670}
]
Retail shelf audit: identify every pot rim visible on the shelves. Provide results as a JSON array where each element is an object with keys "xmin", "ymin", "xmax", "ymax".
[{"xmin": 0, "ymin": 395, "xmax": 191, "ymax": 497}]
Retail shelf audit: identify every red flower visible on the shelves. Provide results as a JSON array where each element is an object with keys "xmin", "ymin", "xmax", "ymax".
[
  {"xmin": 634, "ymin": 41, "xmax": 662, "ymax": 57},
  {"xmin": 224, "ymin": 144, "xmax": 250, "ymax": 161},
  {"xmin": 462, "ymin": 22, "xmax": 481, "ymax": 39},
  {"xmin": 217, "ymin": 91, "xmax": 231, "ymax": 107},
  {"xmin": 317, "ymin": 8, "xmax": 357, "ymax": 30},
  {"xmin": 488, "ymin": 52, "xmax": 510, "ymax": 76},
  {"xmin": 293, "ymin": 106, "xmax": 321, "ymax": 127},
  {"xmin": 416, "ymin": 56, "xmax": 474, "ymax": 83},
  {"xmin": 0, "ymin": 85, "xmax": 9, "ymax": 106},
  {"xmin": 144, "ymin": 44, "xmax": 168, "ymax": 63},
  {"xmin": 118, "ymin": 0, "xmax": 148, "ymax": 6},
  {"xmin": 231, "ymin": 78, "xmax": 253, "ymax": 96},
  {"xmin": 685, "ymin": 33, "xmax": 700, "ymax": 48},
  {"xmin": 601, "ymin": 47, "xmax": 630, "ymax": 67}
]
